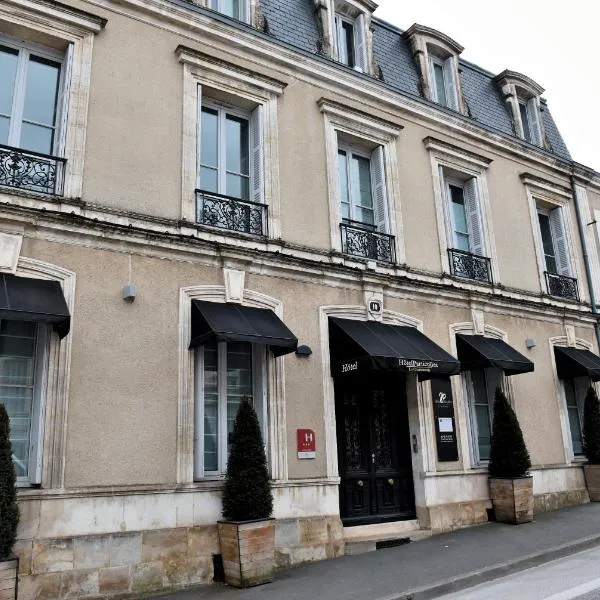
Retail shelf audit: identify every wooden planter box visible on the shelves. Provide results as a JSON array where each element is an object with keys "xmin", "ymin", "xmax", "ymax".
[
  {"xmin": 217, "ymin": 519, "xmax": 275, "ymax": 588},
  {"xmin": 489, "ymin": 476, "xmax": 533, "ymax": 524},
  {"xmin": 584, "ymin": 464, "xmax": 600, "ymax": 501},
  {"xmin": 0, "ymin": 556, "xmax": 18, "ymax": 600}
]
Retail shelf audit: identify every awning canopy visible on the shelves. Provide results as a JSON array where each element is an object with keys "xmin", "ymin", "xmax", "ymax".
[
  {"xmin": 0, "ymin": 274, "xmax": 70, "ymax": 338},
  {"xmin": 190, "ymin": 300, "xmax": 298, "ymax": 357},
  {"xmin": 328, "ymin": 317, "xmax": 460, "ymax": 380},
  {"xmin": 456, "ymin": 334, "xmax": 534, "ymax": 376},
  {"xmin": 554, "ymin": 346, "xmax": 600, "ymax": 382}
]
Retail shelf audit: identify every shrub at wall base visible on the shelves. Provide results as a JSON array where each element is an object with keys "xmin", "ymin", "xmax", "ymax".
[
  {"xmin": 583, "ymin": 387, "xmax": 600, "ymax": 501},
  {"xmin": 217, "ymin": 399, "xmax": 275, "ymax": 588},
  {"xmin": 488, "ymin": 388, "xmax": 533, "ymax": 524},
  {"xmin": 0, "ymin": 404, "xmax": 19, "ymax": 600}
]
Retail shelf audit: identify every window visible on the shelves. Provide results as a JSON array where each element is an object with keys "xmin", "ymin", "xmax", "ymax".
[
  {"xmin": 429, "ymin": 56, "xmax": 458, "ymax": 110},
  {"xmin": 466, "ymin": 368, "xmax": 503, "ymax": 463},
  {"xmin": 334, "ymin": 13, "xmax": 367, "ymax": 71},
  {"xmin": 563, "ymin": 378, "xmax": 586, "ymax": 457},
  {"xmin": 517, "ymin": 97, "xmax": 542, "ymax": 145},
  {"xmin": 194, "ymin": 340, "xmax": 265, "ymax": 477},
  {"xmin": 338, "ymin": 147, "xmax": 375, "ymax": 229},
  {"xmin": 0, "ymin": 320, "xmax": 48, "ymax": 485},
  {"xmin": 208, "ymin": 0, "xmax": 249, "ymax": 22},
  {"xmin": 519, "ymin": 101, "xmax": 532, "ymax": 144}
]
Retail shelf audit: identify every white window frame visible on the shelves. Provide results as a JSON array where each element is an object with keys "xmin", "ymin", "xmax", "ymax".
[
  {"xmin": 193, "ymin": 341, "xmax": 266, "ymax": 479},
  {"xmin": 560, "ymin": 376, "xmax": 587, "ymax": 459},
  {"xmin": 445, "ymin": 176, "xmax": 485, "ymax": 257},
  {"xmin": 428, "ymin": 54, "xmax": 459, "ymax": 110},
  {"xmin": 517, "ymin": 96, "xmax": 542, "ymax": 146},
  {"xmin": 320, "ymin": 99, "xmax": 404, "ymax": 263},
  {"xmin": 178, "ymin": 47, "xmax": 284, "ymax": 239},
  {"xmin": 327, "ymin": 0, "xmax": 371, "ymax": 73},
  {"xmin": 208, "ymin": 0, "xmax": 250, "ymax": 22}
]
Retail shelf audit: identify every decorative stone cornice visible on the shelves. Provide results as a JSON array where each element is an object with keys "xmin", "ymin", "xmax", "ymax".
[
  {"xmin": 494, "ymin": 70, "xmax": 545, "ymax": 98},
  {"xmin": 404, "ymin": 23, "xmax": 464, "ymax": 56}
]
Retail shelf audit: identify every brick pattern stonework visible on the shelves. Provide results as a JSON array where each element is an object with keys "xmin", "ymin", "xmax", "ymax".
[{"xmin": 0, "ymin": 558, "xmax": 17, "ymax": 600}]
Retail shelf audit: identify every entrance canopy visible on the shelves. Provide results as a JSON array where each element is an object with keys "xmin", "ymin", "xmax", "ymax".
[
  {"xmin": 190, "ymin": 300, "xmax": 298, "ymax": 357},
  {"xmin": 554, "ymin": 346, "xmax": 600, "ymax": 381},
  {"xmin": 456, "ymin": 334, "xmax": 534, "ymax": 376},
  {"xmin": 328, "ymin": 317, "xmax": 460, "ymax": 380},
  {"xmin": 0, "ymin": 274, "xmax": 70, "ymax": 338}
]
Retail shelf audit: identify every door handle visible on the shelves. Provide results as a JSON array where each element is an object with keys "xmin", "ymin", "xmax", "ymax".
[
  {"xmin": 388, "ymin": 478, "xmax": 394, "ymax": 486},
  {"xmin": 357, "ymin": 480, "xmax": 364, "ymax": 487},
  {"xmin": 371, "ymin": 452, "xmax": 376, "ymax": 464}
]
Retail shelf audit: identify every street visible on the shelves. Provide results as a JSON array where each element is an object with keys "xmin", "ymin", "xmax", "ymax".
[{"xmin": 438, "ymin": 547, "xmax": 600, "ymax": 600}]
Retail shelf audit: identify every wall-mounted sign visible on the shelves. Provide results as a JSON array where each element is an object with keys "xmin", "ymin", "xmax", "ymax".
[
  {"xmin": 431, "ymin": 378, "xmax": 459, "ymax": 462},
  {"xmin": 297, "ymin": 429, "xmax": 316, "ymax": 459}
]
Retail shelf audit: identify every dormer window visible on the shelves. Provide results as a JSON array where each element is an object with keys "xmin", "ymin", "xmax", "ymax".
[
  {"xmin": 429, "ymin": 54, "xmax": 458, "ymax": 109},
  {"xmin": 334, "ymin": 13, "xmax": 357, "ymax": 67},
  {"xmin": 208, "ymin": 0, "xmax": 249, "ymax": 22}
]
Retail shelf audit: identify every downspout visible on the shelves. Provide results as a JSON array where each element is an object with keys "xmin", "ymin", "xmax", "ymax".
[{"xmin": 570, "ymin": 173, "xmax": 600, "ymax": 351}]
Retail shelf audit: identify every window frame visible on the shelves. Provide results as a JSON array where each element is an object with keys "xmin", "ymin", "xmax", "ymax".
[
  {"xmin": 207, "ymin": 0, "xmax": 250, "ymax": 23},
  {"xmin": 561, "ymin": 376, "xmax": 586, "ymax": 458},
  {"xmin": 429, "ymin": 55, "xmax": 453, "ymax": 108}
]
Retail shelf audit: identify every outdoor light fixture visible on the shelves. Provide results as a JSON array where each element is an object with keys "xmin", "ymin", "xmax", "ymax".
[
  {"xmin": 296, "ymin": 345, "xmax": 313, "ymax": 357},
  {"xmin": 526, "ymin": 338, "xmax": 536, "ymax": 349},
  {"xmin": 122, "ymin": 284, "xmax": 136, "ymax": 303}
]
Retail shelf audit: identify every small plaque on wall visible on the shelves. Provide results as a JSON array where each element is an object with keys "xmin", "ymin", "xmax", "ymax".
[
  {"xmin": 431, "ymin": 378, "xmax": 459, "ymax": 462},
  {"xmin": 297, "ymin": 429, "xmax": 316, "ymax": 459}
]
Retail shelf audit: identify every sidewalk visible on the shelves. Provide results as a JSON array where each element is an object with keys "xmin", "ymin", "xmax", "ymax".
[{"xmin": 155, "ymin": 503, "xmax": 600, "ymax": 600}]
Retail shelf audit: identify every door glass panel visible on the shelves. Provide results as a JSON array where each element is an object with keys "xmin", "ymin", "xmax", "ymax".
[
  {"xmin": 564, "ymin": 379, "xmax": 583, "ymax": 455},
  {"xmin": 0, "ymin": 320, "xmax": 37, "ymax": 479},
  {"xmin": 450, "ymin": 185, "xmax": 470, "ymax": 251},
  {"xmin": 0, "ymin": 46, "xmax": 18, "ymax": 119},
  {"xmin": 538, "ymin": 212, "xmax": 558, "ymax": 274},
  {"xmin": 203, "ymin": 341, "xmax": 218, "ymax": 472},
  {"xmin": 470, "ymin": 369, "xmax": 491, "ymax": 461},
  {"xmin": 351, "ymin": 154, "xmax": 374, "ymax": 226},
  {"xmin": 199, "ymin": 166, "xmax": 218, "ymax": 194},
  {"xmin": 226, "ymin": 173, "xmax": 250, "ymax": 201},
  {"xmin": 434, "ymin": 62, "xmax": 447, "ymax": 107},
  {"xmin": 0, "ymin": 117, "xmax": 9, "ymax": 145},
  {"xmin": 225, "ymin": 115, "xmax": 249, "ymax": 176},
  {"xmin": 19, "ymin": 123, "xmax": 54, "ymax": 155},
  {"xmin": 226, "ymin": 341, "xmax": 253, "ymax": 446},
  {"xmin": 338, "ymin": 150, "xmax": 350, "ymax": 220},
  {"xmin": 23, "ymin": 56, "xmax": 60, "ymax": 127},
  {"xmin": 200, "ymin": 108, "xmax": 218, "ymax": 170}
]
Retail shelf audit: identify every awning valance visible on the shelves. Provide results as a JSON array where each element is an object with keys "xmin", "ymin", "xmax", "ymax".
[
  {"xmin": 328, "ymin": 317, "xmax": 460, "ymax": 380},
  {"xmin": 456, "ymin": 334, "xmax": 534, "ymax": 376},
  {"xmin": 190, "ymin": 300, "xmax": 298, "ymax": 357},
  {"xmin": 554, "ymin": 346, "xmax": 600, "ymax": 382},
  {"xmin": 0, "ymin": 274, "xmax": 70, "ymax": 338}
]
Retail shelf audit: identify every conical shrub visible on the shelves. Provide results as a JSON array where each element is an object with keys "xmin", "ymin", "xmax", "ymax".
[
  {"xmin": 222, "ymin": 399, "xmax": 273, "ymax": 521},
  {"xmin": 0, "ymin": 404, "xmax": 18, "ymax": 559},
  {"xmin": 583, "ymin": 386, "xmax": 600, "ymax": 464},
  {"xmin": 489, "ymin": 388, "xmax": 531, "ymax": 478}
]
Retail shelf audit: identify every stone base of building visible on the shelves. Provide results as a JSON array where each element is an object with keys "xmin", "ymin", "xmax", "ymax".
[
  {"xmin": 534, "ymin": 489, "xmax": 590, "ymax": 513},
  {"xmin": 416, "ymin": 500, "xmax": 491, "ymax": 533},
  {"xmin": 15, "ymin": 516, "xmax": 344, "ymax": 600}
]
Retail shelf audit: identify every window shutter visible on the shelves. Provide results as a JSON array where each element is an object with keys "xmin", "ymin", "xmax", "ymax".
[
  {"xmin": 56, "ymin": 43, "xmax": 74, "ymax": 156},
  {"xmin": 334, "ymin": 15, "xmax": 344, "ymax": 63},
  {"xmin": 526, "ymin": 98, "xmax": 542, "ymax": 145},
  {"xmin": 196, "ymin": 84, "xmax": 203, "ymax": 190},
  {"xmin": 370, "ymin": 146, "xmax": 388, "ymax": 233},
  {"xmin": 549, "ymin": 206, "xmax": 571, "ymax": 275},
  {"xmin": 463, "ymin": 178, "xmax": 484, "ymax": 256},
  {"xmin": 354, "ymin": 14, "xmax": 367, "ymax": 72},
  {"xmin": 250, "ymin": 105, "xmax": 264, "ymax": 205},
  {"xmin": 443, "ymin": 57, "xmax": 459, "ymax": 111}
]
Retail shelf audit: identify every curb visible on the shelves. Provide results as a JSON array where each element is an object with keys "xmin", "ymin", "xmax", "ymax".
[{"xmin": 381, "ymin": 533, "xmax": 600, "ymax": 600}]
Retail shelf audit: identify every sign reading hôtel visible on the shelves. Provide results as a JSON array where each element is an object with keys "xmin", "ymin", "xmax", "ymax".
[{"xmin": 297, "ymin": 429, "xmax": 316, "ymax": 459}]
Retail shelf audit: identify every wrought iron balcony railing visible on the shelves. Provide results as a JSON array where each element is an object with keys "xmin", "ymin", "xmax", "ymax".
[
  {"xmin": 196, "ymin": 190, "xmax": 267, "ymax": 237},
  {"xmin": 545, "ymin": 271, "xmax": 579, "ymax": 301},
  {"xmin": 448, "ymin": 248, "xmax": 492, "ymax": 283},
  {"xmin": 0, "ymin": 144, "xmax": 66, "ymax": 195},
  {"xmin": 340, "ymin": 220, "xmax": 396, "ymax": 264}
]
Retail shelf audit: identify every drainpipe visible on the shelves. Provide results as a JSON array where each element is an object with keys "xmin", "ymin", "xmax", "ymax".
[{"xmin": 570, "ymin": 173, "xmax": 600, "ymax": 351}]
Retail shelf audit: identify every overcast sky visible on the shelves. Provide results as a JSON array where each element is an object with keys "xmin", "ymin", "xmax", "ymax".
[{"xmin": 373, "ymin": 0, "xmax": 600, "ymax": 172}]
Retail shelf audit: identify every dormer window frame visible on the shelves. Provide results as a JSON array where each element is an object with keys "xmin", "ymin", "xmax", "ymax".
[
  {"xmin": 206, "ymin": 0, "xmax": 251, "ymax": 24},
  {"xmin": 428, "ymin": 53, "xmax": 459, "ymax": 110}
]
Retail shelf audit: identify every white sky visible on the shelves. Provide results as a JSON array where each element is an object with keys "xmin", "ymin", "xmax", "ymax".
[{"xmin": 373, "ymin": 0, "xmax": 600, "ymax": 172}]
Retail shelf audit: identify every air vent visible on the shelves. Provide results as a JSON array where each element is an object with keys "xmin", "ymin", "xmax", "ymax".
[{"xmin": 376, "ymin": 537, "xmax": 410, "ymax": 550}]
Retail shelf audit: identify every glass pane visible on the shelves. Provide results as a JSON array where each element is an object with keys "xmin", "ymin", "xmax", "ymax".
[
  {"xmin": 564, "ymin": 379, "xmax": 578, "ymax": 408},
  {"xmin": 200, "ymin": 108, "xmax": 218, "ymax": 169},
  {"xmin": 199, "ymin": 166, "xmax": 218, "ymax": 194},
  {"xmin": 22, "ymin": 56, "xmax": 60, "ymax": 127},
  {"xmin": 538, "ymin": 213, "xmax": 557, "ymax": 273},
  {"xmin": 0, "ymin": 46, "xmax": 18, "ymax": 117},
  {"xmin": 203, "ymin": 342, "xmax": 218, "ymax": 471},
  {"xmin": 568, "ymin": 406, "xmax": 583, "ymax": 455},
  {"xmin": 220, "ymin": 0, "xmax": 241, "ymax": 18},
  {"xmin": 475, "ymin": 404, "xmax": 491, "ymax": 461},
  {"xmin": 354, "ymin": 156, "xmax": 373, "ymax": 208},
  {"xmin": 225, "ymin": 115, "xmax": 249, "ymax": 176},
  {"xmin": 338, "ymin": 151, "xmax": 350, "ymax": 206},
  {"xmin": 0, "ymin": 116, "xmax": 9, "ymax": 145},
  {"xmin": 19, "ymin": 122, "xmax": 54, "ymax": 155},
  {"xmin": 455, "ymin": 232, "xmax": 470, "ymax": 252},
  {"xmin": 226, "ymin": 173, "xmax": 250, "ymax": 200},
  {"xmin": 434, "ymin": 62, "xmax": 447, "ymax": 107},
  {"xmin": 341, "ymin": 21, "xmax": 355, "ymax": 67},
  {"xmin": 520, "ymin": 102, "xmax": 532, "ymax": 143},
  {"xmin": 226, "ymin": 342, "xmax": 253, "ymax": 445}
]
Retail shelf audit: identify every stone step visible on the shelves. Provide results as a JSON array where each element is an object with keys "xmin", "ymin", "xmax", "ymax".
[{"xmin": 343, "ymin": 521, "xmax": 432, "ymax": 556}]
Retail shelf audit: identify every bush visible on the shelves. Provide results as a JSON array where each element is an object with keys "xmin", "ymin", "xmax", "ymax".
[
  {"xmin": 222, "ymin": 399, "xmax": 273, "ymax": 522},
  {"xmin": 0, "ymin": 404, "xmax": 18, "ymax": 559},
  {"xmin": 489, "ymin": 388, "xmax": 531, "ymax": 478},
  {"xmin": 583, "ymin": 386, "xmax": 600, "ymax": 464}
]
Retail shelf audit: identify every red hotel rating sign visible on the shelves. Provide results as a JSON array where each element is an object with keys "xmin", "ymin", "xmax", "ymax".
[{"xmin": 297, "ymin": 429, "xmax": 316, "ymax": 459}]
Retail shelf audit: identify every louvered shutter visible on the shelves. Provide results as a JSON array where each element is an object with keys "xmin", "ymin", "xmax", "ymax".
[
  {"xmin": 250, "ymin": 105, "xmax": 264, "ymax": 205},
  {"xmin": 463, "ymin": 178, "xmax": 484, "ymax": 256},
  {"xmin": 56, "ymin": 43, "xmax": 74, "ymax": 156},
  {"xmin": 443, "ymin": 57, "xmax": 459, "ymax": 111},
  {"xmin": 354, "ymin": 14, "xmax": 367, "ymax": 72},
  {"xmin": 370, "ymin": 146, "xmax": 388, "ymax": 233},
  {"xmin": 526, "ymin": 98, "xmax": 542, "ymax": 146},
  {"xmin": 549, "ymin": 207, "xmax": 570, "ymax": 275}
]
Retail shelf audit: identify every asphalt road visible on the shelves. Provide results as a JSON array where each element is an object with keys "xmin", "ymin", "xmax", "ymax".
[{"xmin": 437, "ymin": 546, "xmax": 600, "ymax": 600}]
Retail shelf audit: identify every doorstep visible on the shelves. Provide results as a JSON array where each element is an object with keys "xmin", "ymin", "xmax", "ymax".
[{"xmin": 343, "ymin": 519, "xmax": 432, "ymax": 555}]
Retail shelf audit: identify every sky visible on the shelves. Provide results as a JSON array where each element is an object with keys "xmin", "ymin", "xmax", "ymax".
[{"xmin": 373, "ymin": 0, "xmax": 600, "ymax": 172}]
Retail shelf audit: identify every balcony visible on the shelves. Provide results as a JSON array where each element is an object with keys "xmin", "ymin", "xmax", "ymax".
[
  {"xmin": 545, "ymin": 271, "xmax": 579, "ymax": 301},
  {"xmin": 0, "ymin": 144, "xmax": 66, "ymax": 195},
  {"xmin": 448, "ymin": 248, "xmax": 492, "ymax": 283},
  {"xmin": 195, "ymin": 190, "xmax": 267, "ymax": 237},
  {"xmin": 340, "ymin": 220, "xmax": 396, "ymax": 264}
]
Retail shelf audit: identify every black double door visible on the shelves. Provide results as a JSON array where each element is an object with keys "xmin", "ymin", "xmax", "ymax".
[{"xmin": 335, "ymin": 373, "xmax": 415, "ymax": 526}]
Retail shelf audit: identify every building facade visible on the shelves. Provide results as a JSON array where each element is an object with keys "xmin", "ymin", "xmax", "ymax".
[{"xmin": 2, "ymin": 0, "xmax": 600, "ymax": 597}]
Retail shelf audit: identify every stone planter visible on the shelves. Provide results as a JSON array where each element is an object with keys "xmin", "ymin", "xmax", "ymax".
[
  {"xmin": 489, "ymin": 476, "xmax": 533, "ymax": 524},
  {"xmin": 217, "ymin": 519, "xmax": 275, "ymax": 588},
  {"xmin": 584, "ymin": 464, "xmax": 600, "ymax": 501},
  {"xmin": 0, "ymin": 556, "xmax": 18, "ymax": 600}
]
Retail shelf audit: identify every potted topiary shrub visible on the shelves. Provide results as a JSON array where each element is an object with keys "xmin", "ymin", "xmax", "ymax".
[
  {"xmin": 488, "ymin": 388, "xmax": 533, "ymax": 524},
  {"xmin": 583, "ymin": 386, "xmax": 600, "ymax": 501},
  {"xmin": 0, "ymin": 404, "xmax": 19, "ymax": 600},
  {"xmin": 217, "ymin": 399, "xmax": 274, "ymax": 588}
]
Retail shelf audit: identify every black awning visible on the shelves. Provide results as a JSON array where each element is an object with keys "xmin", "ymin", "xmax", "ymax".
[
  {"xmin": 554, "ymin": 346, "xmax": 600, "ymax": 382},
  {"xmin": 0, "ymin": 274, "xmax": 70, "ymax": 338},
  {"xmin": 456, "ymin": 334, "xmax": 534, "ymax": 376},
  {"xmin": 328, "ymin": 317, "xmax": 460, "ymax": 380},
  {"xmin": 190, "ymin": 300, "xmax": 298, "ymax": 357}
]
